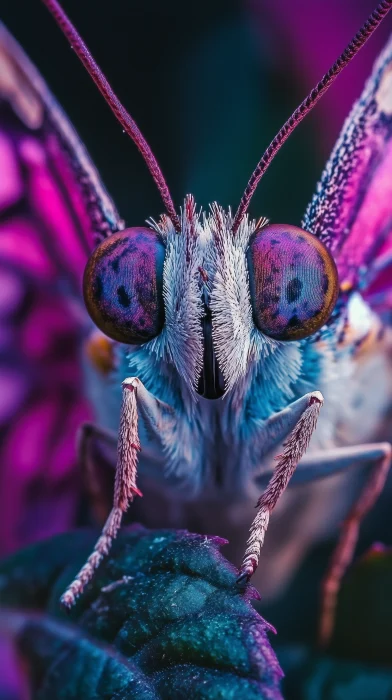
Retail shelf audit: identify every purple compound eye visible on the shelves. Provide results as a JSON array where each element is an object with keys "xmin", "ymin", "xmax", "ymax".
[
  {"xmin": 83, "ymin": 227, "xmax": 165, "ymax": 344},
  {"xmin": 246, "ymin": 224, "xmax": 339, "ymax": 341}
]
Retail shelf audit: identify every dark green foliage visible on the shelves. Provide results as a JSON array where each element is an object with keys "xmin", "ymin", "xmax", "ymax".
[
  {"xmin": 329, "ymin": 544, "xmax": 392, "ymax": 665},
  {"xmin": 300, "ymin": 657, "xmax": 392, "ymax": 700},
  {"xmin": 279, "ymin": 544, "xmax": 392, "ymax": 700},
  {"xmin": 0, "ymin": 526, "xmax": 283, "ymax": 699}
]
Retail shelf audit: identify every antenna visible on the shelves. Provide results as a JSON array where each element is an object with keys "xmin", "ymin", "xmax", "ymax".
[
  {"xmin": 41, "ymin": 0, "xmax": 181, "ymax": 232},
  {"xmin": 232, "ymin": 0, "xmax": 392, "ymax": 234}
]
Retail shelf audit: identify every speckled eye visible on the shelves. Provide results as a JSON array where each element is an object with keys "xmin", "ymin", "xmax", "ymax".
[
  {"xmin": 83, "ymin": 227, "xmax": 165, "ymax": 344},
  {"xmin": 246, "ymin": 223, "xmax": 339, "ymax": 341}
]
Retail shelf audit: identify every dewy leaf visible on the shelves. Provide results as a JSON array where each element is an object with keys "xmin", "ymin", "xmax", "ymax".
[{"xmin": 0, "ymin": 526, "xmax": 283, "ymax": 699}]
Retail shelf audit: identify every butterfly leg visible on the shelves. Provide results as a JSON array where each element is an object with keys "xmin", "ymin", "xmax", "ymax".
[
  {"xmin": 245, "ymin": 438, "xmax": 391, "ymax": 643},
  {"xmin": 300, "ymin": 442, "xmax": 392, "ymax": 647},
  {"xmin": 237, "ymin": 391, "xmax": 324, "ymax": 585},
  {"xmin": 78, "ymin": 423, "xmax": 117, "ymax": 524},
  {"xmin": 61, "ymin": 376, "xmax": 177, "ymax": 608}
]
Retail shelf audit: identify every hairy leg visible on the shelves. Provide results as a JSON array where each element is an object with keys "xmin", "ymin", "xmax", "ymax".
[
  {"xmin": 245, "ymin": 434, "xmax": 391, "ymax": 644},
  {"xmin": 237, "ymin": 391, "xmax": 324, "ymax": 583},
  {"xmin": 61, "ymin": 378, "xmax": 141, "ymax": 607},
  {"xmin": 78, "ymin": 422, "xmax": 117, "ymax": 524},
  {"xmin": 61, "ymin": 376, "xmax": 187, "ymax": 607},
  {"xmin": 315, "ymin": 442, "xmax": 392, "ymax": 646}
]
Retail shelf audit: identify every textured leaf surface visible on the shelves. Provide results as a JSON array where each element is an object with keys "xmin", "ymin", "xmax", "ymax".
[{"xmin": 0, "ymin": 526, "xmax": 283, "ymax": 699}]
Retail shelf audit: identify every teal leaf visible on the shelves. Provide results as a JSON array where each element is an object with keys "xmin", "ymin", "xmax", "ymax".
[{"xmin": 0, "ymin": 526, "xmax": 283, "ymax": 699}]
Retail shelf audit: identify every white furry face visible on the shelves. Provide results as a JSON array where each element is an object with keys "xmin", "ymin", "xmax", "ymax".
[
  {"xmin": 146, "ymin": 195, "xmax": 301, "ymax": 405},
  {"xmin": 149, "ymin": 197, "xmax": 205, "ymax": 393}
]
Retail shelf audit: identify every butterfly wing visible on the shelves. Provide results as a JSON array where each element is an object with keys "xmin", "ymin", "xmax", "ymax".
[
  {"xmin": 0, "ymin": 24, "xmax": 122, "ymax": 555},
  {"xmin": 303, "ymin": 33, "xmax": 392, "ymax": 316}
]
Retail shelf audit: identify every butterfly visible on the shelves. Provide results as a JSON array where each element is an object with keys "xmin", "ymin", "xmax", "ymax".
[{"xmin": 1, "ymin": 0, "xmax": 392, "ymax": 648}]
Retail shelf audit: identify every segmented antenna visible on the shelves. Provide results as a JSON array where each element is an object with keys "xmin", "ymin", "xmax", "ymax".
[
  {"xmin": 41, "ymin": 0, "xmax": 181, "ymax": 232},
  {"xmin": 232, "ymin": 0, "xmax": 392, "ymax": 234}
]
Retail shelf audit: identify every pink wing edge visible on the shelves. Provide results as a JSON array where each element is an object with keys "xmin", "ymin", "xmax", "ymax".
[{"xmin": 0, "ymin": 23, "xmax": 122, "ymax": 557}]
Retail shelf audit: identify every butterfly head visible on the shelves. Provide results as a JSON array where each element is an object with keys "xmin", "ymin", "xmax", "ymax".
[
  {"xmin": 83, "ymin": 199, "xmax": 339, "ymax": 400},
  {"xmin": 41, "ymin": 0, "xmax": 390, "ymax": 400}
]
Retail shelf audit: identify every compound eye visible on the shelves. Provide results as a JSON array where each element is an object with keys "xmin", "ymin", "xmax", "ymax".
[
  {"xmin": 83, "ymin": 227, "xmax": 165, "ymax": 344},
  {"xmin": 246, "ymin": 223, "xmax": 339, "ymax": 341}
]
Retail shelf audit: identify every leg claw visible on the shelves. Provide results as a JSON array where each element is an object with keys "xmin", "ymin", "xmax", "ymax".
[{"xmin": 236, "ymin": 564, "xmax": 254, "ymax": 586}]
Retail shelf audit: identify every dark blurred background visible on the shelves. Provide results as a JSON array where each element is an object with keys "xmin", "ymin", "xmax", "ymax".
[{"xmin": 2, "ymin": 0, "xmax": 390, "ymax": 230}]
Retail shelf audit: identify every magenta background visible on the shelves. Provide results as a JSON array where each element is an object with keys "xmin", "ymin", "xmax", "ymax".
[{"xmin": 249, "ymin": 0, "xmax": 392, "ymax": 155}]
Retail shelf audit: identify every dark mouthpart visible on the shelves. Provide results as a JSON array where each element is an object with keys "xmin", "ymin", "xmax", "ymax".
[{"xmin": 197, "ymin": 292, "xmax": 225, "ymax": 400}]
